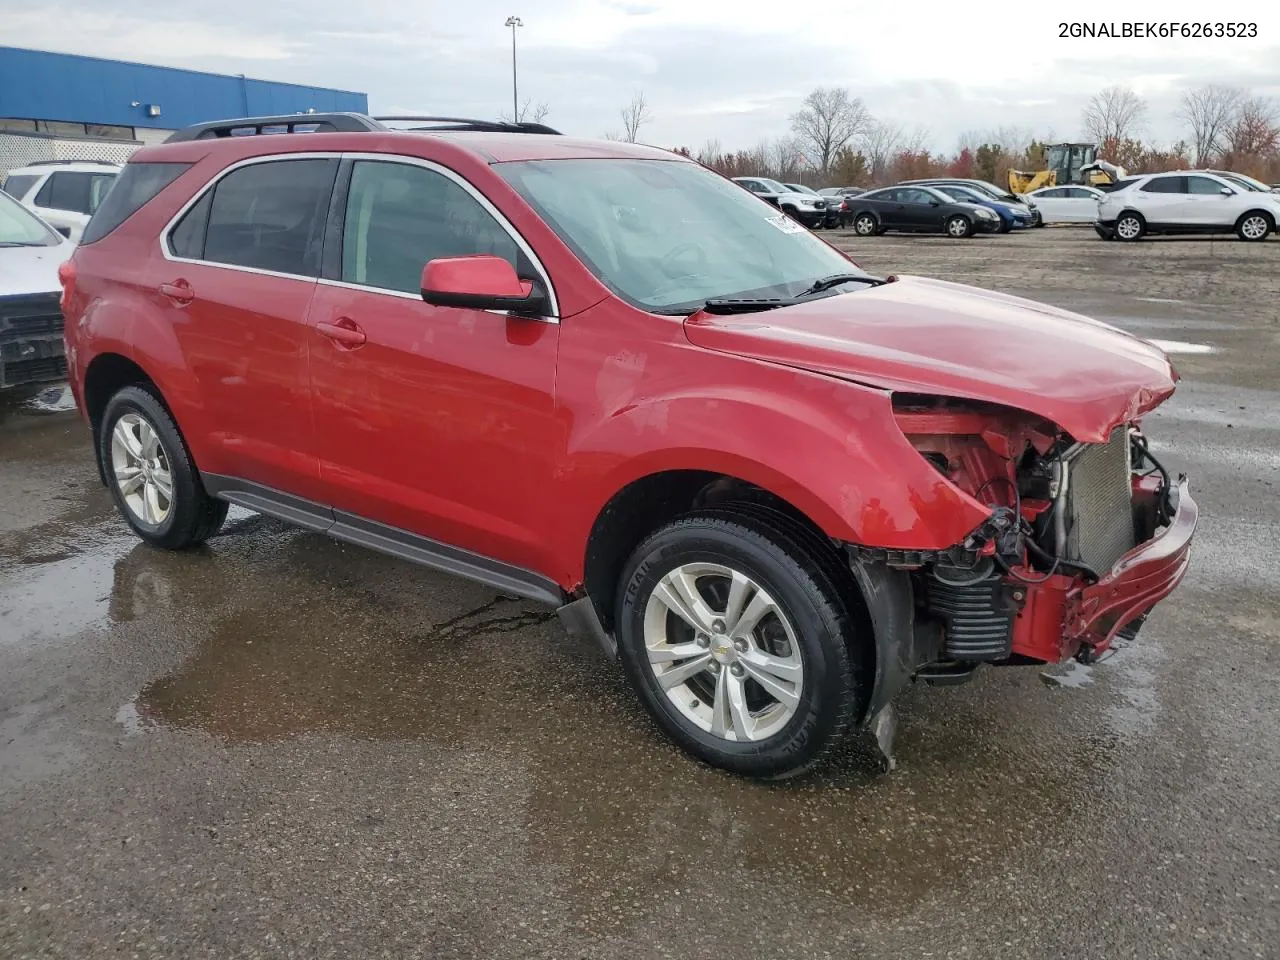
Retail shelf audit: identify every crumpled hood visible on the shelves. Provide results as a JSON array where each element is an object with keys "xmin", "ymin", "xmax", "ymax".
[
  {"xmin": 684, "ymin": 275, "xmax": 1178, "ymax": 442},
  {"xmin": 0, "ymin": 242, "xmax": 71, "ymax": 297}
]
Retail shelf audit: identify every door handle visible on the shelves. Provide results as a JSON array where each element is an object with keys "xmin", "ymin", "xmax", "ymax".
[
  {"xmin": 158, "ymin": 280, "xmax": 194, "ymax": 305},
  {"xmin": 316, "ymin": 318, "xmax": 367, "ymax": 348}
]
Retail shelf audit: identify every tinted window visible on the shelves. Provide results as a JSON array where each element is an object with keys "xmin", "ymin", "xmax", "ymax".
[
  {"xmin": 82, "ymin": 163, "xmax": 184, "ymax": 244},
  {"xmin": 862, "ymin": 189, "xmax": 894, "ymax": 202},
  {"xmin": 341, "ymin": 161, "xmax": 519, "ymax": 295},
  {"xmin": 1, "ymin": 174, "xmax": 39, "ymax": 200},
  {"xmin": 169, "ymin": 191, "xmax": 213, "ymax": 259},
  {"xmin": 203, "ymin": 159, "xmax": 337, "ymax": 276},
  {"xmin": 34, "ymin": 171, "xmax": 113, "ymax": 215},
  {"xmin": 899, "ymin": 189, "xmax": 933, "ymax": 204},
  {"xmin": 1186, "ymin": 176, "xmax": 1228, "ymax": 195},
  {"xmin": 1141, "ymin": 177, "xmax": 1185, "ymax": 194}
]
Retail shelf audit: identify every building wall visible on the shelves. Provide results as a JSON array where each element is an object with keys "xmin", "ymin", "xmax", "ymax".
[{"xmin": 0, "ymin": 46, "xmax": 368, "ymax": 131}]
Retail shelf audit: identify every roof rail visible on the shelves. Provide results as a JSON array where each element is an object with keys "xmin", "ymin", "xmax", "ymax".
[
  {"xmin": 375, "ymin": 116, "xmax": 562, "ymax": 135},
  {"xmin": 164, "ymin": 112, "xmax": 386, "ymax": 143},
  {"xmin": 21, "ymin": 158, "xmax": 121, "ymax": 167}
]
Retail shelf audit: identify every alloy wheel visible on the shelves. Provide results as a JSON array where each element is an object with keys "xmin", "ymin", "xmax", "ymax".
[
  {"xmin": 947, "ymin": 217, "xmax": 969, "ymax": 237},
  {"xmin": 854, "ymin": 216, "xmax": 876, "ymax": 236},
  {"xmin": 1116, "ymin": 216, "xmax": 1142, "ymax": 240},
  {"xmin": 110, "ymin": 413, "xmax": 174, "ymax": 526},
  {"xmin": 1241, "ymin": 215, "xmax": 1269, "ymax": 240},
  {"xmin": 643, "ymin": 562, "xmax": 804, "ymax": 742}
]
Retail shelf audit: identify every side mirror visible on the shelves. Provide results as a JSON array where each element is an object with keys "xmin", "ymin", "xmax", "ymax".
[
  {"xmin": 1220, "ymin": 187, "xmax": 1233, "ymax": 196},
  {"xmin": 421, "ymin": 255, "xmax": 547, "ymax": 316},
  {"xmin": 929, "ymin": 200, "xmax": 940, "ymax": 207}
]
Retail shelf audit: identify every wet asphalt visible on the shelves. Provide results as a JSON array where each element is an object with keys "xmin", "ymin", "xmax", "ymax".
[{"xmin": 2, "ymin": 229, "xmax": 1278, "ymax": 959}]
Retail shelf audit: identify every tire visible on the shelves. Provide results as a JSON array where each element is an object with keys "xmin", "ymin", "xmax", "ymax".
[
  {"xmin": 616, "ymin": 514, "xmax": 859, "ymax": 779},
  {"xmin": 99, "ymin": 385, "xmax": 228, "ymax": 550},
  {"xmin": 1236, "ymin": 211, "xmax": 1273, "ymax": 242},
  {"xmin": 853, "ymin": 213, "xmax": 878, "ymax": 236},
  {"xmin": 996, "ymin": 218, "xmax": 1012, "ymax": 234},
  {"xmin": 1115, "ymin": 212, "xmax": 1145, "ymax": 242},
  {"xmin": 946, "ymin": 215, "xmax": 973, "ymax": 238}
]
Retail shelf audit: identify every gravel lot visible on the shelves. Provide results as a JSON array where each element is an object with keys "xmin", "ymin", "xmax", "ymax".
[{"xmin": 2, "ymin": 226, "xmax": 1278, "ymax": 959}]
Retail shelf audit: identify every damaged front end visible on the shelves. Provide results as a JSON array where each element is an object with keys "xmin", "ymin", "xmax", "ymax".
[{"xmin": 852, "ymin": 394, "xmax": 1197, "ymax": 729}]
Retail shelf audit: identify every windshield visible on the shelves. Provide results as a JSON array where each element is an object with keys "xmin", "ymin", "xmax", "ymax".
[
  {"xmin": 499, "ymin": 159, "xmax": 867, "ymax": 313},
  {"xmin": 941, "ymin": 186, "xmax": 983, "ymax": 203},
  {"xmin": 0, "ymin": 190, "xmax": 61, "ymax": 246},
  {"xmin": 1220, "ymin": 173, "xmax": 1267, "ymax": 191}
]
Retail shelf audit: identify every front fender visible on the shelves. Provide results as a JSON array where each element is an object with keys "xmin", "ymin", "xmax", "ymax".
[{"xmin": 552, "ymin": 365, "xmax": 990, "ymax": 584}]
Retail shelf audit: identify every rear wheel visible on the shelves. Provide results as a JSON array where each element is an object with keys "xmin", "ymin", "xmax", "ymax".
[
  {"xmin": 99, "ymin": 386, "xmax": 227, "ymax": 549},
  {"xmin": 946, "ymin": 215, "xmax": 973, "ymax": 238},
  {"xmin": 1236, "ymin": 212, "xmax": 1273, "ymax": 242},
  {"xmin": 853, "ymin": 213, "xmax": 878, "ymax": 236},
  {"xmin": 1115, "ymin": 212, "xmax": 1145, "ymax": 241},
  {"xmin": 616, "ymin": 515, "xmax": 859, "ymax": 779}
]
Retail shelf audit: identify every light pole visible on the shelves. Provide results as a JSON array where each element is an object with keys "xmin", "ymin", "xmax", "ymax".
[{"xmin": 504, "ymin": 16, "xmax": 522, "ymax": 122}]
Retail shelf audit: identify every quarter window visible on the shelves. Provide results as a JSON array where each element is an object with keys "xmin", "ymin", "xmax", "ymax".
[
  {"xmin": 199, "ymin": 159, "xmax": 338, "ymax": 276},
  {"xmin": 340, "ymin": 160, "xmax": 519, "ymax": 295}
]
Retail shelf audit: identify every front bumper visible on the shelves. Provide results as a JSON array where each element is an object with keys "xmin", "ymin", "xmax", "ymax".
[
  {"xmin": 974, "ymin": 217, "xmax": 1001, "ymax": 233},
  {"xmin": 1010, "ymin": 476, "xmax": 1197, "ymax": 662}
]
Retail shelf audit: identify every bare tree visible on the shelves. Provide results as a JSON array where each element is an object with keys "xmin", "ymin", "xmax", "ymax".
[
  {"xmin": 1178, "ymin": 85, "xmax": 1242, "ymax": 163},
  {"xmin": 767, "ymin": 136, "xmax": 804, "ymax": 181},
  {"xmin": 860, "ymin": 121, "xmax": 903, "ymax": 182},
  {"xmin": 696, "ymin": 138, "xmax": 723, "ymax": 167},
  {"xmin": 501, "ymin": 98, "xmax": 551, "ymax": 124},
  {"xmin": 789, "ymin": 87, "xmax": 873, "ymax": 175},
  {"xmin": 1082, "ymin": 86, "xmax": 1147, "ymax": 144},
  {"xmin": 1223, "ymin": 96, "xmax": 1280, "ymax": 157},
  {"xmin": 620, "ymin": 91, "xmax": 653, "ymax": 143}
]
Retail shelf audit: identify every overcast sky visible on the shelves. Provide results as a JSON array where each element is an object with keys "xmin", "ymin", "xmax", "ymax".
[{"xmin": 7, "ymin": 1, "xmax": 1279, "ymax": 154}]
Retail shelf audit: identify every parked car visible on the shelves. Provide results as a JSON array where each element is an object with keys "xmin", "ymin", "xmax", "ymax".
[
  {"xmin": 901, "ymin": 178, "xmax": 1045, "ymax": 227},
  {"xmin": 819, "ymin": 186, "xmax": 866, "ymax": 198},
  {"xmin": 1024, "ymin": 185, "xmax": 1108, "ymax": 223},
  {"xmin": 1, "ymin": 160, "xmax": 121, "ymax": 243},
  {"xmin": 0, "ymin": 189, "xmax": 73, "ymax": 389},
  {"xmin": 732, "ymin": 176, "xmax": 828, "ymax": 227},
  {"xmin": 1094, "ymin": 170, "xmax": 1280, "ymax": 241},
  {"xmin": 1203, "ymin": 170, "xmax": 1279, "ymax": 194},
  {"xmin": 931, "ymin": 183, "xmax": 1034, "ymax": 232},
  {"xmin": 847, "ymin": 185, "xmax": 1001, "ymax": 237},
  {"xmin": 60, "ymin": 112, "xmax": 1197, "ymax": 779},
  {"xmin": 784, "ymin": 183, "xmax": 844, "ymax": 227}
]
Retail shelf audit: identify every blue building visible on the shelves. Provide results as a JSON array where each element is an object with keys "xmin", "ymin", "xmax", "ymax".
[{"xmin": 0, "ymin": 46, "xmax": 367, "ymax": 148}]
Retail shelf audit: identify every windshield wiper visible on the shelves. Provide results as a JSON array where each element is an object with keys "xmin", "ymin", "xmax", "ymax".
[
  {"xmin": 799, "ymin": 273, "xmax": 885, "ymax": 296},
  {"xmin": 0, "ymin": 241, "xmax": 48, "ymax": 248},
  {"xmin": 699, "ymin": 297, "xmax": 798, "ymax": 315}
]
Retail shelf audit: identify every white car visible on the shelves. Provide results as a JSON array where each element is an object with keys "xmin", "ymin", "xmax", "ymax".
[
  {"xmin": 1096, "ymin": 170, "xmax": 1280, "ymax": 242},
  {"xmin": 0, "ymin": 189, "xmax": 73, "ymax": 389},
  {"xmin": 1, "ymin": 160, "xmax": 120, "ymax": 243},
  {"xmin": 1024, "ymin": 185, "xmax": 1107, "ymax": 223}
]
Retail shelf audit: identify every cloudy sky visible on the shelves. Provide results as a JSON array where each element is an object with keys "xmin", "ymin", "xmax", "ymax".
[{"xmin": 7, "ymin": 1, "xmax": 1278, "ymax": 153}]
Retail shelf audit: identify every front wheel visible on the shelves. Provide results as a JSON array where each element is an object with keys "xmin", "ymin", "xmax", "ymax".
[
  {"xmin": 616, "ymin": 515, "xmax": 860, "ymax": 779},
  {"xmin": 946, "ymin": 215, "xmax": 973, "ymax": 238},
  {"xmin": 99, "ymin": 385, "xmax": 228, "ymax": 549},
  {"xmin": 1115, "ymin": 212, "xmax": 1145, "ymax": 242},
  {"xmin": 1237, "ymin": 212, "xmax": 1273, "ymax": 242}
]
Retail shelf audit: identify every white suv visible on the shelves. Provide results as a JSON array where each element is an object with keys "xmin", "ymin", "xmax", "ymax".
[
  {"xmin": 1, "ymin": 160, "xmax": 121, "ymax": 243},
  {"xmin": 1096, "ymin": 170, "xmax": 1280, "ymax": 242}
]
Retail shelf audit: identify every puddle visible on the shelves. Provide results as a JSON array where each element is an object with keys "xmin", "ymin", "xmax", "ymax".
[
  {"xmin": 22, "ymin": 383, "xmax": 77, "ymax": 413},
  {"xmin": 1148, "ymin": 338, "xmax": 1217, "ymax": 355}
]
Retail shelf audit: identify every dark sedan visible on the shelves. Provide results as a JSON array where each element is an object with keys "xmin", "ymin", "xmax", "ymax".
[{"xmin": 846, "ymin": 185, "xmax": 1002, "ymax": 238}]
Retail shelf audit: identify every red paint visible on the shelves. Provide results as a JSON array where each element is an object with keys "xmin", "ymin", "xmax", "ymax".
[{"xmin": 62, "ymin": 128, "xmax": 1195, "ymax": 672}]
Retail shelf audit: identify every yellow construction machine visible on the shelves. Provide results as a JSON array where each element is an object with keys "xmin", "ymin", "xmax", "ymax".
[{"xmin": 1008, "ymin": 143, "xmax": 1126, "ymax": 194}]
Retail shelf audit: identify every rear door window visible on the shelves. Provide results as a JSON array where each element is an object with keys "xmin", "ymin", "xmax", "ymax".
[
  {"xmin": 200, "ymin": 159, "xmax": 338, "ymax": 277},
  {"xmin": 1141, "ymin": 177, "xmax": 1186, "ymax": 194},
  {"xmin": 1, "ymin": 174, "xmax": 39, "ymax": 200}
]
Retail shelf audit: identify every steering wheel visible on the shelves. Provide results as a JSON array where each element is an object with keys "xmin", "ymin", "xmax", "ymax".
[{"xmin": 649, "ymin": 242, "xmax": 710, "ymax": 301}]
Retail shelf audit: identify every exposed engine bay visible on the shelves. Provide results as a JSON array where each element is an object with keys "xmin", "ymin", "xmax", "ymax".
[{"xmin": 883, "ymin": 394, "xmax": 1183, "ymax": 675}]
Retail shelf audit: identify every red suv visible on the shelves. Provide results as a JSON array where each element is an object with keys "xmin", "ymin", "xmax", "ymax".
[{"xmin": 60, "ymin": 113, "xmax": 1197, "ymax": 778}]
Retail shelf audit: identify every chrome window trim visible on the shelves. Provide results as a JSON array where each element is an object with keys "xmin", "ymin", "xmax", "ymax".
[{"xmin": 159, "ymin": 150, "xmax": 559, "ymax": 322}]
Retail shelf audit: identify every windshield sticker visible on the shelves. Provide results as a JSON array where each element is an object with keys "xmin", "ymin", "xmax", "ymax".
[{"xmin": 764, "ymin": 214, "xmax": 805, "ymax": 234}]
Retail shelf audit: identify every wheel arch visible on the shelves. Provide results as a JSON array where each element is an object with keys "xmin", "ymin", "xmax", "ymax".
[
  {"xmin": 1235, "ymin": 208, "xmax": 1275, "ymax": 230},
  {"xmin": 82, "ymin": 353, "xmax": 164, "ymax": 486}
]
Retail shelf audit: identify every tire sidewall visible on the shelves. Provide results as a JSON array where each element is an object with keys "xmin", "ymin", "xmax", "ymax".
[
  {"xmin": 854, "ymin": 214, "xmax": 877, "ymax": 236},
  {"xmin": 616, "ymin": 522, "xmax": 850, "ymax": 776},
  {"xmin": 98, "ymin": 386, "xmax": 203, "ymax": 547},
  {"xmin": 1237, "ymin": 212, "xmax": 1272, "ymax": 242}
]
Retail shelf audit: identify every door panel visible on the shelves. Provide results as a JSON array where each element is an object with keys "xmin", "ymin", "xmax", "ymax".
[
  {"xmin": 156, "ymin": 156, "xmax": 338, "ymax": 500},
  {"xmin": 309, "ymin": 158, "xmax": 560, "ymax": 574},
  {"xmin": 1183, "ymin": 175, "xmax": 1235, "ymax": 225}
]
